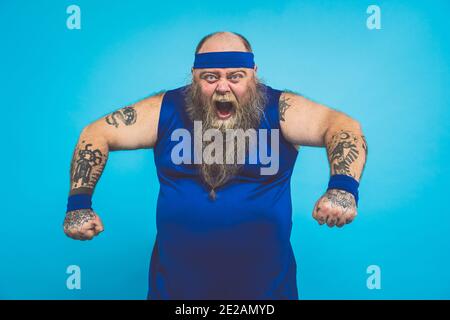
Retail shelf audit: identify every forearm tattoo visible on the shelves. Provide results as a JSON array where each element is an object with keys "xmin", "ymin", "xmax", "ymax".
[
  {"xmin": 361, "ymin": 135, "xmax": 368, "ymax": 158},
  {"xmin": 70, "ymin": 140, "xmax": 107, "ymax": 191},
  {"xmin": 64, "ymin": 209, "xmax": 95, "ymax": 232},
  {"xmin": 327, "ymin": 130, "xmax": 367, "ymax": 178},
  {"xmin": 324, "ymin": 189, "xmax": 356, "ymax": 214},
  {"xmin": 279, "ymin": 96, "xmax": 291, "ymax": 122},
  {"xmin": 105, "ymin": 105, "xmax": 137, "ymax": 128}
]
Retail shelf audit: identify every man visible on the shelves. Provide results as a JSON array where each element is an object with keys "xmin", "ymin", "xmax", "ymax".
[{"xmin": 63, "ymin": 31, "xmax": 368, "ymax": 300}]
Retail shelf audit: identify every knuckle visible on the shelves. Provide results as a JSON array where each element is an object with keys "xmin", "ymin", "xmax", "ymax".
[
  {"xmin": 316, "ymin": 217, "xmax": 325, "ymax": 225},
  {"xmin": 65, "ymin": 229, "xmax": 77, "ymax": 238},
  {"xmin": 84, "ymin": 231, "xmax": 94, "ymax": 237}
]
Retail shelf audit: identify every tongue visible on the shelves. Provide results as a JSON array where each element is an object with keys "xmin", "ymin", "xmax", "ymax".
[{"xmin": 218, "ymin": 108, "xmax": 231, "ymax": 116}]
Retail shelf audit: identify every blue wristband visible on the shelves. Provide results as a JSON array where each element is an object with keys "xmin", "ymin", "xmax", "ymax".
[
  {"xmin": 67, "ymin": 194, "xmax": 92, "ymax": 212},
  {"xmin": 327, "ymin": 174, "xmax": 359, "ymax": 206}
]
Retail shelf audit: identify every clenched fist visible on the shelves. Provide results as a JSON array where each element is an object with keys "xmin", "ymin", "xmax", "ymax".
[
  {"xmin": 63, "ymin": 209, "xmax": 104, "ymax": 240},
  {"xmin": 312, "ymin": 189, "xmax": 357, "ymax": 228}
]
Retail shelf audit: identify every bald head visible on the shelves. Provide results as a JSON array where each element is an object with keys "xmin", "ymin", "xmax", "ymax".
[
  {"xmin": 189, "ymin": 31, "xmax": 261, "ymax": 133},
  {"xmin": 195, "ymin": 32, "xmax": 252, "ymax": 54}
]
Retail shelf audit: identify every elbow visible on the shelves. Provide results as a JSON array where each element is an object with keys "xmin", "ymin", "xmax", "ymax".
[
  {"xmin": 79, "ymin": 125, "xmax": 95, "ymax": 140},
  {"xmin": 79, "ymin": 124, "xmax": 109, "ymax": 147},
  {"xmin": 335, "ymin": 114, "xmax": 362, "ymax": 132},
  {"xmin": 323, "ymin": 115, "xmax": 363, "ymax": 146},
  {"xmin": 80, "ymin": 125, "xmax": 91, "ymax": 137},
  {"xmin": 351, "ymin": 119, "xmax": 363, "ymax": 133}
]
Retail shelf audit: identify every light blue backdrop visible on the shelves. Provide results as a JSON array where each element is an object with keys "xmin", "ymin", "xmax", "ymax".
[{"xmin": 1, "ymin": 0, "xmax": 449, "ymax": 299}]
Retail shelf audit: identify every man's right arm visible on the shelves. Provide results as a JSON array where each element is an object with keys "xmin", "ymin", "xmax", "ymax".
[
  {"xmin": 70, "ymin": 92, "xmax": 164, "ymax": 195},
  {"xmin": 64, "ymin": 92, "xmax": 164, "ymax": 240}
]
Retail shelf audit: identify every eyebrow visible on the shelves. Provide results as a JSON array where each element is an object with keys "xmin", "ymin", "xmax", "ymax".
[{"xmin": 199, "ymin": 70, "xmax": 247, "ymax": 77}]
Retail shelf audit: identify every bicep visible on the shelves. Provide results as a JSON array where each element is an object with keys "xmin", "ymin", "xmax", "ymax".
[
  {"xmin": 84, "ymin": 93, "xmax": 164, "ymax": 151},
  {"xmin": 279, "ymin": 92, "xmax": 340, "ymax": 147}
]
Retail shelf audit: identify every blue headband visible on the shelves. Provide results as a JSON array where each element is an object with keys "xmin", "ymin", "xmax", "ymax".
[{"xmin": 193, "ymin": 51, "xmax": 255, "ymax": 69}]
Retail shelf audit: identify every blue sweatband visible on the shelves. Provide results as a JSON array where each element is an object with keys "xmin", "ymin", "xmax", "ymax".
[
  {"xmin": 193, "ymin": 51, "xmax": 255, "ymax": 69},
  {"xmin": 327, "ymin": 174, "xmax": 360, "ymax": 206},
  {"xmin": 67, "ymin": 194, "xmax": 92, "ymax": 212}
]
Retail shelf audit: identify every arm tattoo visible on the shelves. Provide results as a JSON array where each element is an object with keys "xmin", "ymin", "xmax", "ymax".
[
  {"xmin": 71, "ymin": 140, "xmax": 106, "ymax": 190},
  {"xmin": 361, "ymin": 135, "xmax": 368, "ymax": 158},
  {"xmin": 64, "ymin": 209, "xmax": 95, "ymax": 232},
  {"xmin": 279, "ymin": 96, "xmax": 291, "ymax": 122},
  {"xmin": 324, "ymin": 189, "xmax": 356, "ymax": 214},
  {"xmin": 105, "ymin": 105, "xmax": 137, "ymax": 128},
  {"xmin": 327, "ymin": 130, "xmax": 364, "ymax": 178}
]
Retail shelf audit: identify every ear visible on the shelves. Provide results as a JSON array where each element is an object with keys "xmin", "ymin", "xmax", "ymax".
[
  {"xmin": 254, "ymin": 64, "xmax": 258, "ymax": 73},
  {"xmin": 191, "ymin": 67, "xmax": 194, "ymax": 74}
]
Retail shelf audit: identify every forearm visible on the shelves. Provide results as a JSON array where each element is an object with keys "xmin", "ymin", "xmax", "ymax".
[
  {"xmin": 324, "ymin": 116, "xmax": 368, "ymax": 182},
  {"xmin": 69, "ymin": 127, "xmax": 109, "ymax": 196}
]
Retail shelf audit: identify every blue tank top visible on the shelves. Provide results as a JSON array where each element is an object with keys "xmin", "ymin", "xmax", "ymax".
[{"xmin": 148, "ymin": 84, "xmax": 299, "ymax": 300}]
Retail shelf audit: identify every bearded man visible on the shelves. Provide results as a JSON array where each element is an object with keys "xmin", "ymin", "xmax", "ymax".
[{"xmin": 63, "ymin": 31, "xmax": 368, "ymax": 300}]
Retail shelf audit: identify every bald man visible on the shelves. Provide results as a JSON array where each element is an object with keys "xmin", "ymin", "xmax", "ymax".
[{"xmin": 63, "ymin": 31, "xmax": 368, "ymax": 300}]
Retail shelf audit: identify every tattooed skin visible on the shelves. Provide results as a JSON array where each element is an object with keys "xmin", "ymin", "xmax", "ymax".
[
  {"xmin": 105, "ymin": 105, "xmax": 137, "ymax": 128},
  {"xmin": 361, "ymin": 135, "xmax": 368, "ymax": 158},
  {"xmin": 327, "ymin": 130, "xmax": 362, "ymax": 177},
  {"xmin": 63, "ymin": 209, "xmax": 96, "ymax": 232},
  {"xmin": 71, "ymin": 141, "xmax": 106, "ymax": 190},
  {"xmin": 324, "ymin": 189, "xmax": 356, "ymax": 215},
  {"xmin": 279, "ymin": 96, "xmax": 291, "ymax": 122}
]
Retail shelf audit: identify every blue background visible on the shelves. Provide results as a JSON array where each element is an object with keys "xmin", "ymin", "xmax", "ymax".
[{"xmin": 1, "ymin": 0, "xmax": 449, "ymax": 299}]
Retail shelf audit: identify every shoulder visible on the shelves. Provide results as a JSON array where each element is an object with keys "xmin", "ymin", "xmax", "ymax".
[
  {"xmin": 262, "ymin": 86, "xmax": 304, "ymax": 112},
  {"xmin": 135, "ymin": 90, "xmax": 166, "ymax": 110},
  {"xmin": 262, "ymin": 87, "xmax": 305, "ymax": 124},
  {"xmin": 279, "ymin": 90, "xmax": 304, "ymax": 108}
]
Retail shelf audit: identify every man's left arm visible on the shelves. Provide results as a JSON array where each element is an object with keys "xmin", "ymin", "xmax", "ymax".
[{"xmin": 279, "ymin": 91, "xmax": 368, "ymax": 228}]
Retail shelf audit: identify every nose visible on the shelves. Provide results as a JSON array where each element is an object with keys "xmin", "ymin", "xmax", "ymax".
[{"xmin": 215, "ymin": 79, "xmax": 231, "ymax": 95}]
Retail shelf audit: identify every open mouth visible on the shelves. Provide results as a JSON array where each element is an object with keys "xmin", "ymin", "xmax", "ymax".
[{"xmin": 214, "ymin": 101, "xmax": 234, "ymax": 120}]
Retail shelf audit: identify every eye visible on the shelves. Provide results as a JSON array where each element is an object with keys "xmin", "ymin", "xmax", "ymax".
[
  {"xmin": 229, "ymin": 74, "xmax": 243, "ymax": 81},
  {"xmin": 202, "ymin": 74, "xmax": 218, "ymax": 82}
]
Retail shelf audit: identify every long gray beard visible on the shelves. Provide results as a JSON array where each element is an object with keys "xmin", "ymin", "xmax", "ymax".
[{"xmin": 184, "ymin": 79, "xmax": 267, "ymax": 200}]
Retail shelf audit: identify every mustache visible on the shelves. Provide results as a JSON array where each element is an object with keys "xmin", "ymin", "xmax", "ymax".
[{"xmin": 212, "ymin": 92, "xmax": 238, "ymax": 104}]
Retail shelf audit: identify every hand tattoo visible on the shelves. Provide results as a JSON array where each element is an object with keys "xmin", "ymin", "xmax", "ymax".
[
  {"xmin": 63, "ymin": 209, "xmax": 96, "ymax": 232},
  {"xmin": 324, "ymin": 189, "xmax": 356, "ymax": 214}
]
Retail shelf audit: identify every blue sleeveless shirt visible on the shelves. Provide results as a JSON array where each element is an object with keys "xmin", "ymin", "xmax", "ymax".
[{"xmin": 148, "ymin": 84, "xmax": 299, "ymax": 300}]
